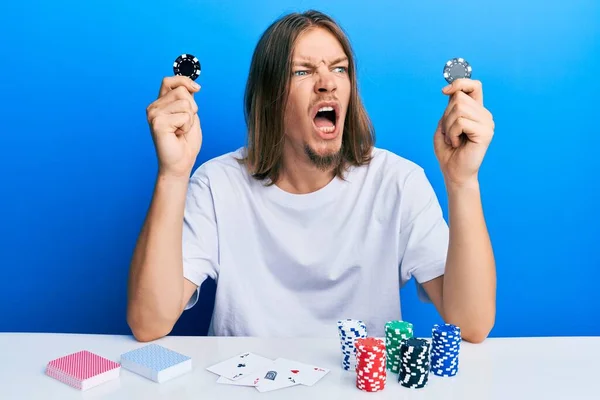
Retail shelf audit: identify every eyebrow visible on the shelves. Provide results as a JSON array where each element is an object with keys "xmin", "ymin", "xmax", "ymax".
[{"xmin": 292, "ymin": 56, "xmax": 349, "ymax": 67}]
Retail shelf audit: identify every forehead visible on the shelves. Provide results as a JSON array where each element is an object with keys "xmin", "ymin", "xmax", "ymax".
[{"xmin": 292, "ymin": 27, "xmax": 347, "ymax": 62}]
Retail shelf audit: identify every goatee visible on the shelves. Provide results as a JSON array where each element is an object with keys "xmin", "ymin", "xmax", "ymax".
[{"xmin": 304, "ymin": 144, "xmax": 343, "ymax": 171}]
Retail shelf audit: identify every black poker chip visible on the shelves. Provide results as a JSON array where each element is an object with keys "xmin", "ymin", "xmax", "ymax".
[
  {"xmin": 443, "ymin": 57, "xmax": 472, "ymax": 83},
  {"xmin": 398, "ymin": 338, "xmax": 431, "ymax": 389},
  {"xmin": 173, "ymin": 53, "xmax": 201, "ymax": 81}
]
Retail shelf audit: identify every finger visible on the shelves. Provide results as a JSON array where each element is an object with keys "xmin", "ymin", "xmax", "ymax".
[
  {"xmin": 446, "ymin": 117, "xmax": 489, "ymax": 148},
  {"xmin": 445, "ymin": 90, "xmax": 478, "ymax": 114},
  {"xmin": 442, "ymin": 78, "xmax": 483, "ymax": 105},
  {"xmin": 161, "ymin": 98, "xmax": 198, "ymax": 115},
  {"xmin": 147, "ymin": 97, "xmax": 198, "ymax": 128},
  {"xmin": 150, "ymin": 86, "xmax": 198, "ymax": 113},
  {"xmin": 158, "ymin": 75, "xmax": 200, "ymax": 98},
  {"xmin": 175, "ymin": 112, "xmax": 197, "ymax": 136},
  {"xmin": 443, "ymin": 91, "xmax": 493, "ymax": 125},
  {"xmin": 152, "ymin": 112, "xmax": 193, "ymax": 136},
  {"xmin": 152, "ymin": 99, "xmax": 196, "ymax": 133},
  {"xmin": 443, "ymin": 98, "xmax": 481, "ymax": 135},
  {"xmin": 175, "ymin": 114, "xmax": 199, "ymax": 135}
]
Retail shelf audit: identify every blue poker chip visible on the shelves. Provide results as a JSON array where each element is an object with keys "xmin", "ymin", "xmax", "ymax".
[
  {"xmin": 430, "ymin": 323, "xmax": 461, "ymax": 377},
  {"xmin": 443, "ymin": 57, "xmax": 472, "ymax": 83},
  {"xmin": 173, "ymin": 53, "xmax": 201, "ymax": 81}
]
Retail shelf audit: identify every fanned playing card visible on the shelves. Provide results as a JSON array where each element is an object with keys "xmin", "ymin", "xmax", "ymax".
[
  {"xmin": 270, "ymin": 358, "xmax": 330, "ymax": 386},
  {"xmin": 252, "ymin": 358, "xmax": 303, "ymax": 392},
  {"xmin": 206, "ymin": 352, "xmax": 273, "ymax": 381},
  {"xmin": 216, "ymin": 357, "xmax": 330, "ymax": 391},
  {"xmin": 120, "ymin": 343, "xmax": 192, "ymax": 383},
  {"xmin": 45, "ymin": 350, "xmax": 120, "ymax": 391}
]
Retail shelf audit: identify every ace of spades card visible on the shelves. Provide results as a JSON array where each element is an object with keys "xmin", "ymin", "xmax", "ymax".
[{"xmin": 205, "ymin": 352, "xmax": 272, "ymax": 381}]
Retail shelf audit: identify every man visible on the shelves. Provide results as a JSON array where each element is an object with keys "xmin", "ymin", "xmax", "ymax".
[{"xmin": 127, "ymin": 10, "xmax": 496, "ymax": 343}]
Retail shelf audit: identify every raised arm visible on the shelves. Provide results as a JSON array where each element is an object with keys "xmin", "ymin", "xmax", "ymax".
[
  {"xmin": 127, "ymin": 76, "xmax": 203, "ymax": 342},
  {"xmin": 422, "ymin": 78, "xmax": 497, "ymax": 343}
]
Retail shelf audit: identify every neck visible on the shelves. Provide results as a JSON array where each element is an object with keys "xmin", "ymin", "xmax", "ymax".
[{"xmin": 276, "ymin": 146, "xmax": 337, "ymax": 194}]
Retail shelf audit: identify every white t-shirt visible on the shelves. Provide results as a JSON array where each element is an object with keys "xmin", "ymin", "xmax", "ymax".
[{"xmin": 182, "ymin": 146, "xmax": 449, "ymax": 338}]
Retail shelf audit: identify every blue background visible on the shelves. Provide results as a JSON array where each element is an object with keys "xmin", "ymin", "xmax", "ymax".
[{"xmin": 1, "ymin": 0, "xmax": 598, "ymax": 338}]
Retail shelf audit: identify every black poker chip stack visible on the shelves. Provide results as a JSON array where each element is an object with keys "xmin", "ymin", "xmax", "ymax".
[{"xmin": 397, "ymin": 338, "xmax": 431, "ymax": 389}]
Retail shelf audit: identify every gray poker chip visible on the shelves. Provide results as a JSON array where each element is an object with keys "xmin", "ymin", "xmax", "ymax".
[
  {"xmin": 173, "ymin": 53, "xmax": 201, "ymax": 80},
  {"xmin": 443, "ymin": 58, "xmax": 471, "ymax": 83}
]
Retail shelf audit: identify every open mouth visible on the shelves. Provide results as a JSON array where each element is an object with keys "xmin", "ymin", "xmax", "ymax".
[{"xmin": 313, "ymin": 106, "xmax": 337, "ymax": 134}]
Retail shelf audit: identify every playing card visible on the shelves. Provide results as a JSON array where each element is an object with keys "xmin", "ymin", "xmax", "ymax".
[
  {"xmin": 216, "ymin": 357, "xmax": 330, "ymax": 390},
  {"xmin": 120, "ymin": 344, "xmax": 191, "ymax": 383},
  {"xmin": 206, "ymin": 352, "xmax": 273, "ymax": 381},
  {"xmin": 271, "ymin": 358, "xmax": 330, "ymax": 386},
  {"xmin": 253, "ymin": 359, "xmax": 303, "ymax": 393},
  {"xmin": 45, "ymin": 350, "xmax": 120, "ymax": 391},
  {"xmin": 215, "ymin": 359, "xmax": 275, "ymax": 387},
  {"xmin": 216, "ymin": 374, "xmax": 262, "ymax": 387}
]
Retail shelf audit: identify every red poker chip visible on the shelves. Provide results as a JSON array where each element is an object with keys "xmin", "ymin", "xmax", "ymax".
[
  {"xmin": 357, "ymin": 382, "xmax": 385, "ymax": 392},
  {"xmin": 358, "ymin": 375, "xmax": 384, "ymax": 380},
  {"xmin": 357, "ymin": 376, "xmax": 386, "ymax": 382},
  {"xmin": 358, "ymin": 376, "xmax": 386, "ymax": 381},
  {"xmin": 357, "ymin": 370, "xmax": 385, "ymax": 377},
  {"xmin": 358, "ymin": 377, "xmax": 386, "ymax": 382},
  {"xmin": 358, "ymin": 380, "xmax": 386, "ymax": 386},
  {"xmin": 357, "ymin": 361, "xmax": 385, "ymax": 367},
  {"xmin": 358, "ymin": 383, "xmax": 385, "ymax": 388},
  {"xmin": 355, "ymin": 337, "xmax": 388, "ymax": 392},
  {"xmin": 357, "ymin": 363, "xmax": 385, "ymax": 369},
  {"xmin": 357, "ymin": 369, "xmax": 385, "ymax": 376},
  {"xmin": 358, "ymin": 383, "xmax": 385, "ymax": 389},
  {"xmin": 355, "ymin": 337, "xmax": 385, "ymax": 349},
  {"xmin": 358, "ymin": 385, "xmax": 385, "ymax": 390}
]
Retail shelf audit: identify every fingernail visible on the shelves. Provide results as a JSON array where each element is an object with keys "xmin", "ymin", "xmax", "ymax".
[
  {"xmin": 192, "ymin": 81, "xmax": 200, "ymax": 89},
  {"xmin": 442, "ymin": 84, "xmax": 451, "ymax": 92}
]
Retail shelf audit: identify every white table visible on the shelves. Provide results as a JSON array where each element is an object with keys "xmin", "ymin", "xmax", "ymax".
[{"xmin": 0, "ymin": 332, "xmax": 598, "ymax": 399}]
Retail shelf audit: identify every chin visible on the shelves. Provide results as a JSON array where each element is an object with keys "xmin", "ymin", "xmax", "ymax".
[{"xmin": 304, "ymin": 137, "xmax": 343, "ymax": 171}]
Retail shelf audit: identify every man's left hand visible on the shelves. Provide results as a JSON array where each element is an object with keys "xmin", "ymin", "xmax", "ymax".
[{"xmin": 433, "ymin": 79, "xmax": 495, "ymax": 186}]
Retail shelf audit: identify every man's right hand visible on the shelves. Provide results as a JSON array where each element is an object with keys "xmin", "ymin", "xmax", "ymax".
[{"xmin": 146, "ymin": 76, "xmax": 202, "ymax": 179}]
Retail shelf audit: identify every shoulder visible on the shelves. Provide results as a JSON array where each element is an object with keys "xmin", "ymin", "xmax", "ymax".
[
  {"xmin": 358, "ymin": 147, "xmax": 427, "ymax": 187},
  {"xmin": 353, "ymin": 147, "xmax": 440, "ymax": 210},
  {"xmin": 190, "ymin": 147, "xmax": 250, "ymax": 186}
]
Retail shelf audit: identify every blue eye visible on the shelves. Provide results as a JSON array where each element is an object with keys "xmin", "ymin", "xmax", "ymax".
[
  {"xmin": 334, "ymin": 67, "xmax": 347, "ymax": 73},
  {"xmin": 294, "ymin": 70, "xmax": 309, "ymax": 76}
]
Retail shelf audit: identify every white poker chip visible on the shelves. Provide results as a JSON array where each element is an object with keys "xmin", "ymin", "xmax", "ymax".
[{"xmin": 443, "ymin": 57, "xmax": 472, "ymax": 83}]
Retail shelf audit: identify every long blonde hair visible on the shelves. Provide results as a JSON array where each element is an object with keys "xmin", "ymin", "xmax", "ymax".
[{"xmin": 238, "ymin": 9, "xmax": 375, "ymax": 184}]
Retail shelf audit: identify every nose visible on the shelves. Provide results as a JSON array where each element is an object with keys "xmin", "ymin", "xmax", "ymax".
[{"xmin": 314, "ymin": 67, "xmax": 337, "ymax": 94}]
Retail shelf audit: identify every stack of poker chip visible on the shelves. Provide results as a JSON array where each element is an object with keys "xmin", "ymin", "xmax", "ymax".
[
  {"xmin": 384, "ymin": 320, "xmax": 414, "ymax": 373},
  {"xmin": 398, "ymin": 338, "xmax": 431, "ymax": 389},
  {"xmin": 355, "ymin": 337, "xmax": 387, "ymax": 392},
  {"xmin": 431, "ymin": 323, "xmax": 461, "ymax": 376},
  {"xmin": 337, "ymin": 319, "xmax": 367, "ymax": 371}
]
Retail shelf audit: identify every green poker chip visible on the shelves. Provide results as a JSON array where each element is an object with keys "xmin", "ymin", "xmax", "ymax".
[{"xmin": 384, "ymin": 320, "xmax": 414, "ymax": 373}]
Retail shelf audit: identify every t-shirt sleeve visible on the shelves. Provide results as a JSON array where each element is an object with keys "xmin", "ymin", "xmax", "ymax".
[
  {"xmin": 181, "ymin": 169, "xmax": 220, "ymax": 310},
  {"xmin": 398, "ymin": 167, "xmax": 449, "ymax": 302}
]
